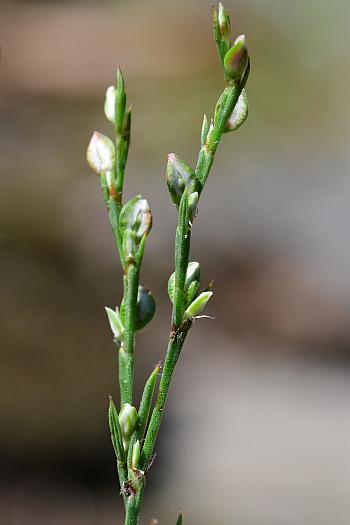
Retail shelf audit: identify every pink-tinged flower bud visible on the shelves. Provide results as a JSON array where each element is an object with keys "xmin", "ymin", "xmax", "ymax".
[
  {"xmin": 224, "ymin": 35, "xmax": 249, "ymax": 81},
  {"xmin": 87, "ymin": 132, "xmax": 115, "ymax": 175}
]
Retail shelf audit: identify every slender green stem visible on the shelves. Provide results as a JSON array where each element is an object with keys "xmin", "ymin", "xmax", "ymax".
[
  {"xmin": 108, "ymin": 196, "xmax": 125, "ymax": 269},
  {"xmin": 99, "ymin": 174, "xmax": 125, "ymax": 268},
  {"xmin": 141, "ymin": 323, "xmax": 191, "ymax": 470},
  {"xmin": 197, "ymin": 82, "xmax": 242, "ymax": 188},
  {"xmin": 139, "ymin": 190, "xmax": 192, "ymax": 468},
  {"xmin": 173, "ymin": 192, "xmax": 191, "ymax": 328},
  {"xmin": 125, "ymin": 501, "xmax": 139, "ymax": 525},
  {"xmin": 119, "ymin": 264, "xmax": 139, "ymax": 405},
  {"xmin": 138, "ymin": 82, "xmax": 242, "ymax": 474}
]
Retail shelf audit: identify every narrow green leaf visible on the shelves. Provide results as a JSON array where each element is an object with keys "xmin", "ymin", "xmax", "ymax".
[
  {"xmin": 184, "ymin": 291, "xmax": 213, "ymax": 319},
  {"xmin": 176, "ymin": 511, "xmax": 183, "ymax": 525},
  {"xmin": 131, "ymin": 439, "xmax": 141, "ymax": 469},
  {"xmin": 115, "ymin": 67, "xmax": 126, "ymax": 135},
  {"xmin": 137, "ymin": 364, "xmax": 160, "ymax": 440},
  {"xmin": 105, "ymin": 306, "xmax": 124, "ymax": 340},
  {"xmin": 201, "ymin": 114, "xmax": 209, "ymax": 147},
  {"xmin": 108, "ymin": 397, "xmax": 126, "ymax": 464}
]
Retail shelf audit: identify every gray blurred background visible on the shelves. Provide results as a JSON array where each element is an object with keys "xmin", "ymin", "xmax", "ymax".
[{"xmin": 1, "ymin": 0, "xmax": 350, "ymax": 523}]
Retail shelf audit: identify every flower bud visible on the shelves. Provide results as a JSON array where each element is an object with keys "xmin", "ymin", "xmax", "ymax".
[
  {"xmin": 119, "ymin": 403, "xmax": 138, "ymax": 450},
  {"xmin": 218, "ymin": 3, "xmax": 231, "ymax": 47},
  {"xmin": 184, "ymin": 291, "xmax": 213, "ymax": 319},
  {"xmin": 104, "ymin": 85, "xmax": 117, "ymax": 123},
  {"xmin": 185, "ymin": 261, "xmax": 200, "ymax": 289},
  {"xmin": 131, "ymin": 440, "xmax": 141, "ymax": 469},
  {"xmin": 104, "ymin": 69, "xmax": 128, "ymax": 134},
  {"xmin": 120, "ymin": 285, "xmax": 156, "ymax": 331},
  {"xmin": 212, "ymin": 4, "xmax": 231, "ymax": 64},
  {"xmin": 166, "ymin": 153, "xmax": 199, "ymax": 206},
  {"xmin": 224, "ymin": 89, "xmax": 249, "ymax": 132},
  {"xmin": 119, "ymin": 196, "xmax": 152, "ymax": 243},
  {"xmin": 105, "ymin": 306, "xmax": 124, "ymax": 342},
  {"xmin": 168, "ymin": 262, "xmax": 201, "ymax": 307},
  {"xmin": 224, "ymin": 35, "xmax": 249, "ymax": 81},
  {"xmin": 188, "ymin": 191, "xmax": 198, "ymax": 223},
  {"xmin": 135, "ymin": 286, "xmax": 156, "ymax": 330},
  {"xmin": 87, "ymin": 132, "xmax": 115, "ymax": 175}
]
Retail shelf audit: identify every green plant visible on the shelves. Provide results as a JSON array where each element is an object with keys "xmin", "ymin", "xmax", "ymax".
[{"xmin": 87, "ymin": 4, "xmax": 250, "ymax": 524}]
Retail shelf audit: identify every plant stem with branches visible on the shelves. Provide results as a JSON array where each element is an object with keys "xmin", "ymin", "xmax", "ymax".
[{"xmin": 87, "ymin": 4, "xmax": 250, "ymax": 524}]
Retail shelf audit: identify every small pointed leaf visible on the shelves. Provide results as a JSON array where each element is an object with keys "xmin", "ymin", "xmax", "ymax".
[
  {"xmin": 184, "ymin": 291, "xmax": 213, "ymax": 319},
  {"xmin": 105, "ymin": 306, "xmax": 124, "ymax": 340},
  {"xmin": 176, "ymin": 511, "xmax": 183, "ymax": 525}
]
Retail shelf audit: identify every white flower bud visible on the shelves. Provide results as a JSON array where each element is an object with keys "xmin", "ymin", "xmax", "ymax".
[
  {"xmin": 87, "ymin": 132, "xmax": 115, "ymax": 175},
  {"xmin": 104, "ymin": 85, "xmax": 117, "ymax": 123}
]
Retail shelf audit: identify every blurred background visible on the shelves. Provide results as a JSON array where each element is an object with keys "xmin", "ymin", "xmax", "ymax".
[{"xmin": 1, "ymin": 0, "xmax": 350, "ymax": 523}]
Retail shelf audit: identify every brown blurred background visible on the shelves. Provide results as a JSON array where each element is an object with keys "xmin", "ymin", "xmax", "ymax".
[{"xmin": 1, "ymin": 0, "xmax": 350, "ymax": 523}]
